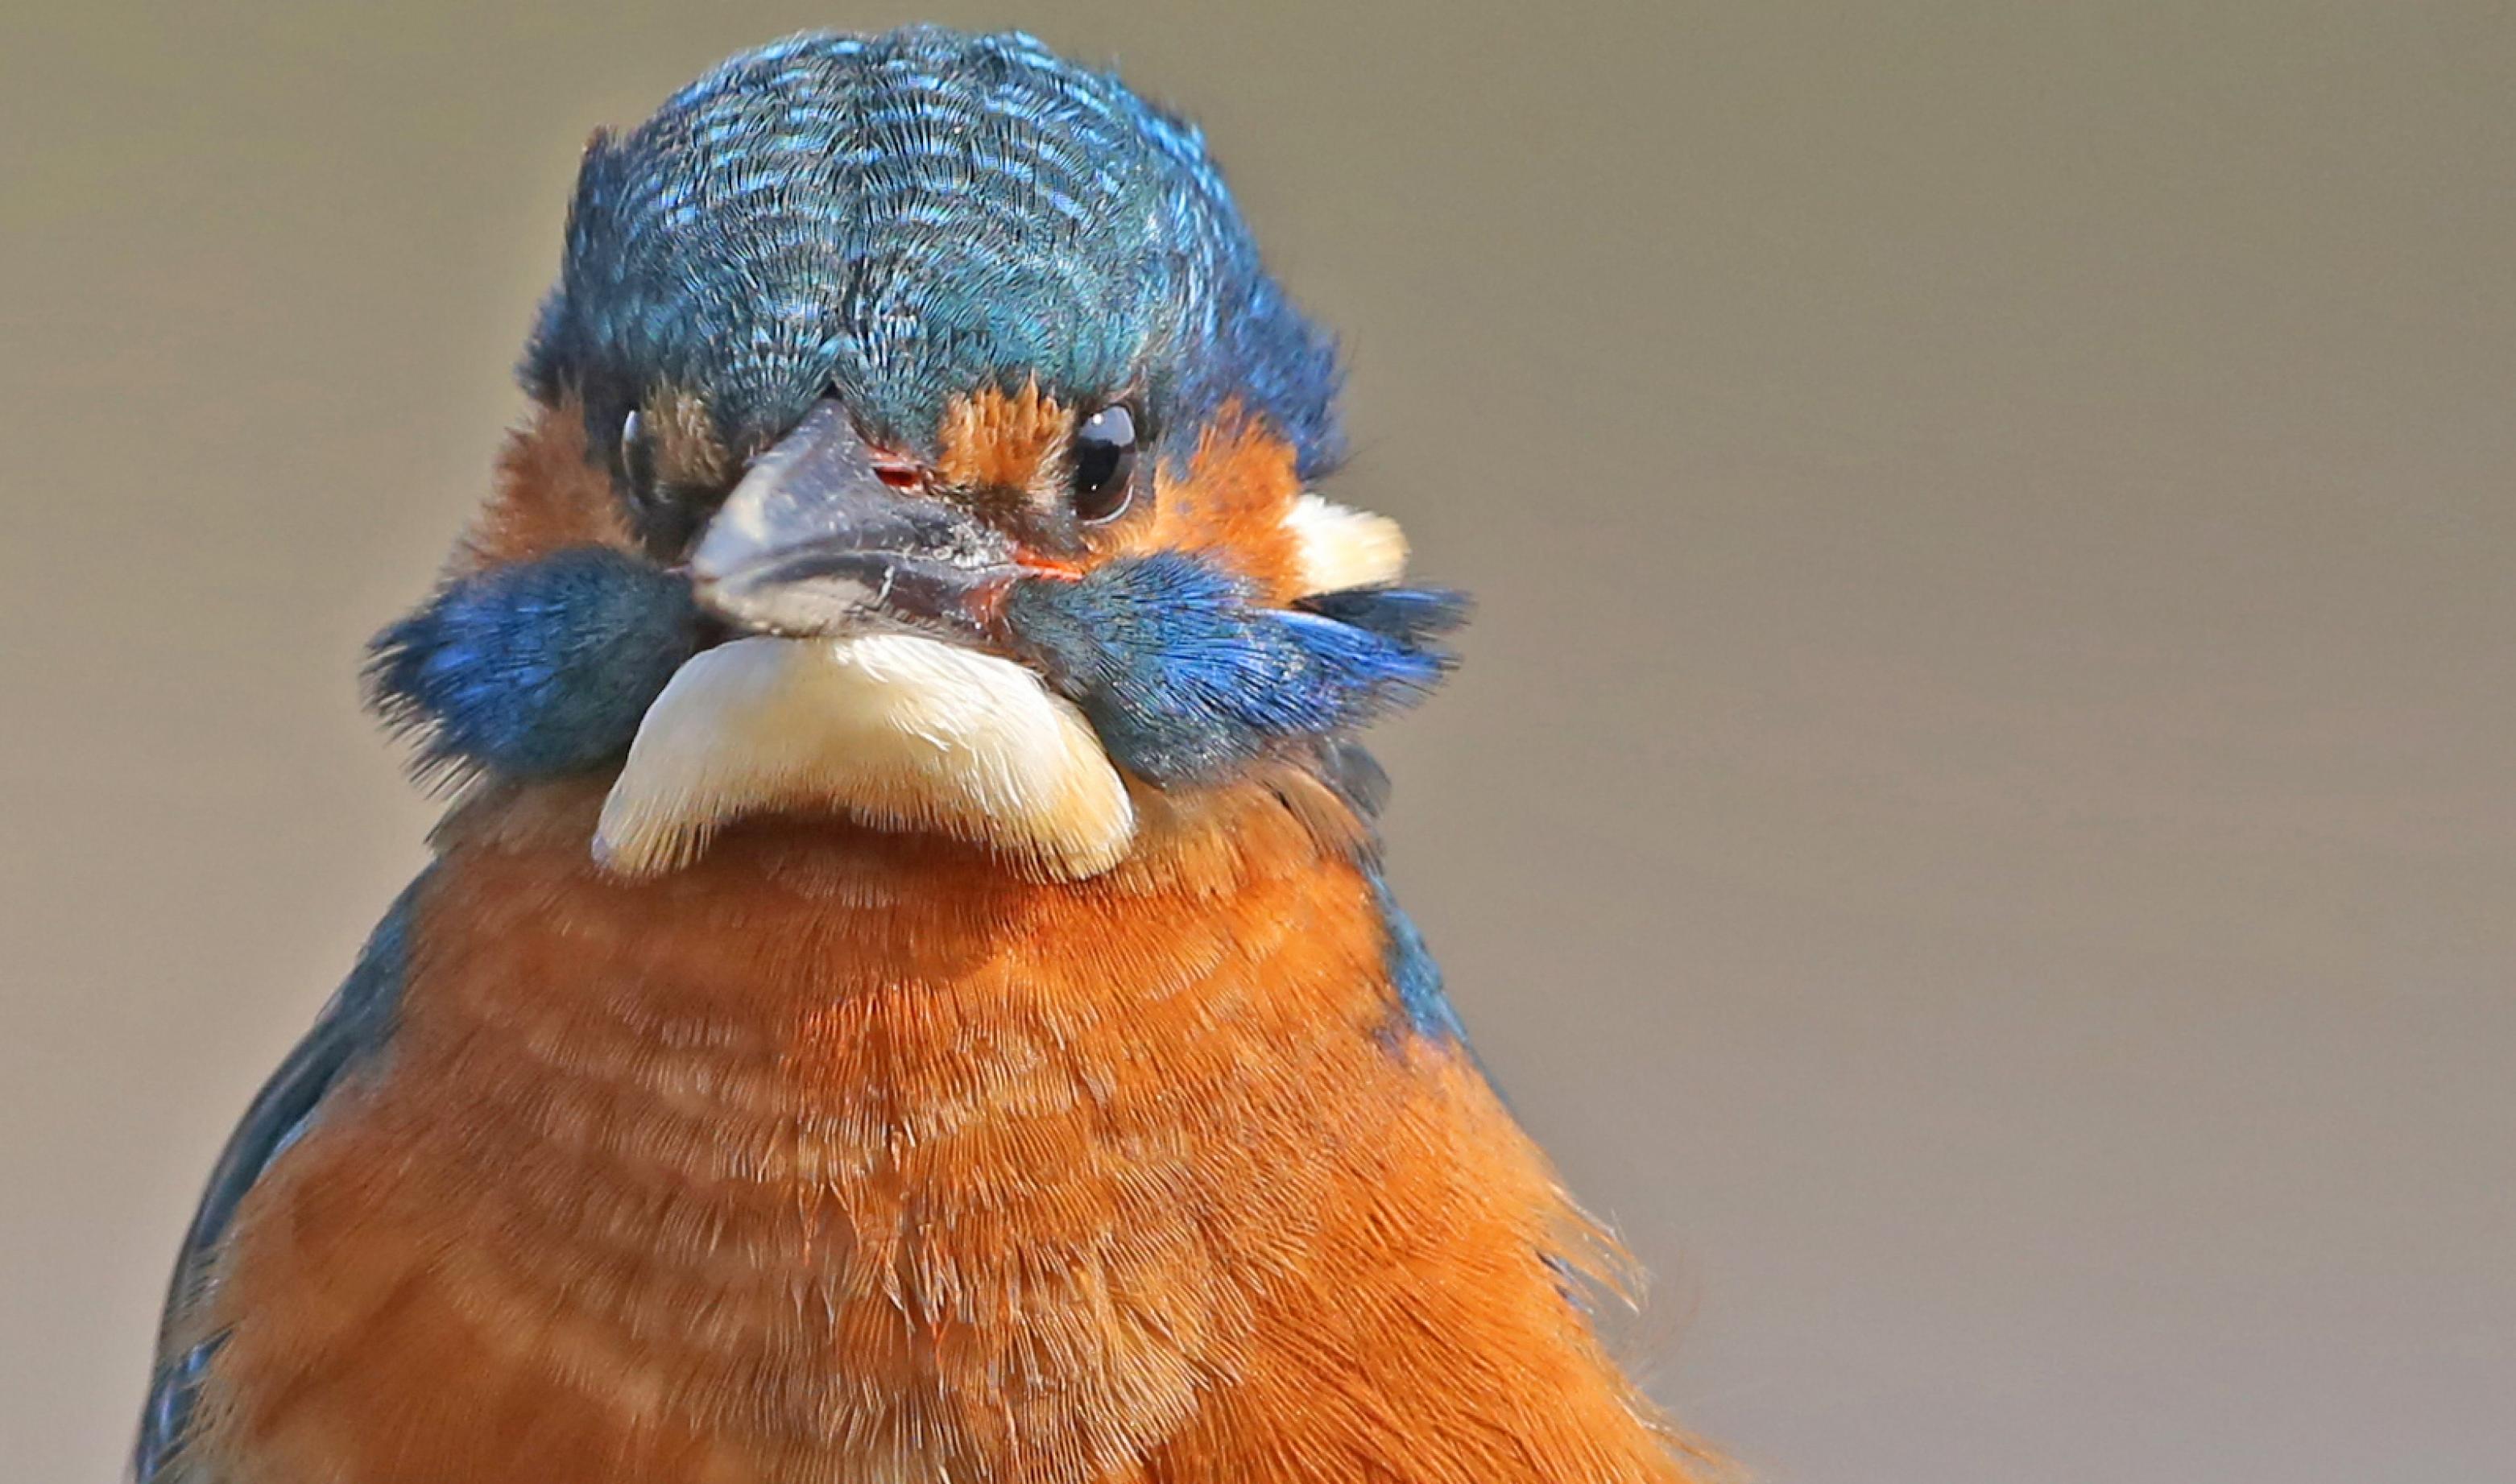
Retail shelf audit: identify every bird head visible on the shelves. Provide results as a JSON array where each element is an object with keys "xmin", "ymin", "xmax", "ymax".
[{"xmin": 374, "ymin": 28, "xmax": 1463, "ymax": 879}]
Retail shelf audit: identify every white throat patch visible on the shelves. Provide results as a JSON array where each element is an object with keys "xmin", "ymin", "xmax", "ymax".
[{"xmin": 595, "ymin": 634, "xmax": 1134, "ymax": 880}]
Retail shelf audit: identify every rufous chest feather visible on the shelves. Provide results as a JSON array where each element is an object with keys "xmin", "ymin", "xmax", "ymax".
[{"xmin": 195, "ymin": 782, "xmax": 1525, "ymax": 1484}]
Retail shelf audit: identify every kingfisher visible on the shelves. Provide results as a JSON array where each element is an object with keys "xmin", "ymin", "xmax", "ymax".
[{"xmin": 134, "ymin": 27, "xmax": 1717, "ymax": 1484}]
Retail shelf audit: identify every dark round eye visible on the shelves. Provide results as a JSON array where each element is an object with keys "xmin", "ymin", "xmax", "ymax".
[
  {"xmin": 1069, "ymin": 404, "xmax": 1139, "ymax": 523},
  {"xmin": 618, "ymin": 406, "xmax": 708, "ymax": 556},
  {"xmin": 619, "ymin": 408, "xmax": 656, "ymax": 502}
]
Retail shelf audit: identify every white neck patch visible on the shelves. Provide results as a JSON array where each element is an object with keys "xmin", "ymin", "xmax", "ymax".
[
  {"xmin": 1285, "ymin": 493, "xmax": 1408, "ymax": 593},
  {"xmin": 595, "ymin": 634, "xmax": 1134, "ymax": 880}
]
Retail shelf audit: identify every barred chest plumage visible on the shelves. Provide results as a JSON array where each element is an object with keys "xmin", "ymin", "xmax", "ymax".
[{"xmin": 185, "ymin": 779, "xmax": 1678, "ymax": 1484}]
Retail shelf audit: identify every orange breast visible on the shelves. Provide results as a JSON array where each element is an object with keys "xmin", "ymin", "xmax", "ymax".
[{"xmin": 193, "ymin": 780, "xmax": 1708, "ymax": 1484}]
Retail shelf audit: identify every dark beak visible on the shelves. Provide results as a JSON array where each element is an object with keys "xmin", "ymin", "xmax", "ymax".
[{"xmin": 690, "ymin": 399, "xmax": 1017, "ymax": 639}]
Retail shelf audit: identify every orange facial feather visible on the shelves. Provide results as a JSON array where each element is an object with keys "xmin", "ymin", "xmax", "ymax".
[
  {"xmin": 934, "ymin": 387, "xmax": 1312, "ymax": 599},
  {"xmin": 454, "ymin": 396, "xmax": 639, "ymax": 573},
  {"xmin": 187, "ymin": 781, "xmax": 1713, "ymax": 1484},
  {"xmin": 1136, "ymin": 404, "xmax": 1308, "ymax": 601},
  {"xmin": 937, "ymin": 379, "xmax": 1071, "ymax": 496}
]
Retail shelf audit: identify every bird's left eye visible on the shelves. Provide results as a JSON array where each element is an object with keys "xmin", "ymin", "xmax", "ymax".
[{"xmin": 1069, "ymin": 405, "xmax": 1139, "ymax": 523}]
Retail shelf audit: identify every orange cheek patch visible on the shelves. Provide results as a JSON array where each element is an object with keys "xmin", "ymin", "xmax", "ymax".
[
  {"xmin": 1137, "ymin": 404, "xmax": 1306, "ymax": 600},
  {"xmin": 935, "ymin": 380, "xmax": 1069, "ymax": 495},
  {"xmin": 455, "ymin": 395, "xmax": 639, "ymax": 573}
]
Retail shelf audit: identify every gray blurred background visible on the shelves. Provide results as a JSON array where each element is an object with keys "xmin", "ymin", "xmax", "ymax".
[{"xmin": 5, "ymin": 4, "xmax": 2510, "ymax": 1480}]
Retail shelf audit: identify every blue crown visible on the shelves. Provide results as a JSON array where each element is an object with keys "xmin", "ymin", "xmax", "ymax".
[{"xmin": 525, "ymin": 27, "xmax": 1343, "ymax": 480}]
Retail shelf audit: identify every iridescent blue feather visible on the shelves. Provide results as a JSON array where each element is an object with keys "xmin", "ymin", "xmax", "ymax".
[{"xmin": 526, "ymin": 29, "xmax": 1343, "ymax": 483}]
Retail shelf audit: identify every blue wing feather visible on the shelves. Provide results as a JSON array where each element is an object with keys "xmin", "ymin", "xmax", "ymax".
[{"xmin": 130, "ymin": 872, "xmax": 429, "ymax": 1482}]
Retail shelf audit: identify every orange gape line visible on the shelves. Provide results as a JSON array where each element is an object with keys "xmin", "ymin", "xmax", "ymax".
[{"xmin": 192, "ymin": 782, "xmax": 1713, "ymax": 1484}]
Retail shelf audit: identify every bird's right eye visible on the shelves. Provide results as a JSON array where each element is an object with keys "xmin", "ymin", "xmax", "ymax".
[
  {"xmin": 618, "ymin": 407, "xmax": 706, "ymax": 556},
  {"xmin": 619, "ymin": 409, "xmax": 656, "ymax": 502}
]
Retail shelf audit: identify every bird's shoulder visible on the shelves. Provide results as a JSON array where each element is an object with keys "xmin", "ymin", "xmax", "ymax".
[{"xmin": 131, "ymin": 870, "xmax": 432, "ymax": 1482}]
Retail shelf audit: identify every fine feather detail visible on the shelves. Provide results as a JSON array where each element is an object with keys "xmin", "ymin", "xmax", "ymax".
[
  {"xmin": 1004, "ymin": 554, "xmax": 1459, "ymax": 785},
  {"xmin": 364, "ymin": 548, "xmax": 700, "ymax": 787},
  {"xmin": 188, "ymin": 785, "xmax": 1718, "ymax": 1483},
  {"xmin": 594, "ymin": 633, "xmax": 1134, "ymax": 879}
]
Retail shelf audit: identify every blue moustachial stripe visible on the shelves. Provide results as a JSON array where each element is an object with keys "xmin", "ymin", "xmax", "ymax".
[
  {"xmin": 366, "ymin": 546, "xmax": 699, "ymax": 780},
  {"xmin": 1003, "ymin": 552, "xmax": 1465, "ymax": 784},
  {"xmin": 1294, "ymin": 585, "xmax": 1475, "ymax": 649}
]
